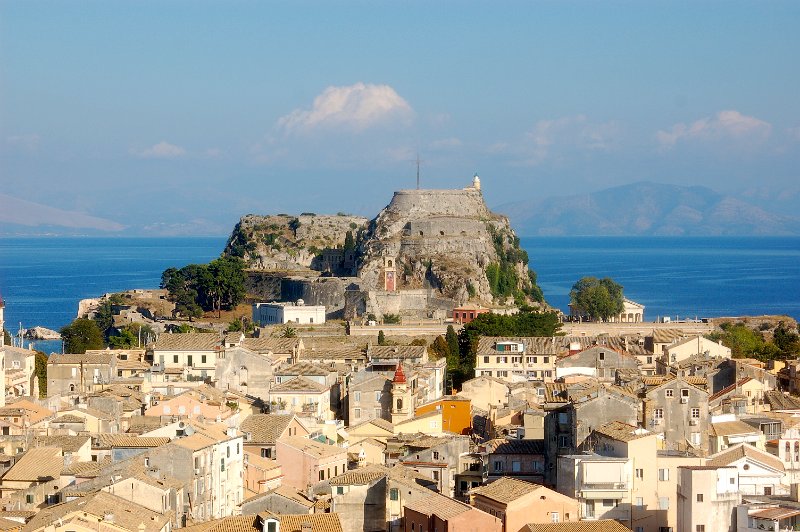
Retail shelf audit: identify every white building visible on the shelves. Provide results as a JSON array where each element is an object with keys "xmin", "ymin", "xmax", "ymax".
[{"xmin": 252, "ymin": 300, "xmax": 326, "ymax": 326}]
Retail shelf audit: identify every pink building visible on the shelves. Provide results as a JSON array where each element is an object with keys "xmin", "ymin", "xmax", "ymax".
[
  {"xmin": 275, "ymin": 436, "xmax": 348, "ymax": 491},
  {"xmin": 404, "ymin": 491, "xmax": 502, "ymax": 532}
]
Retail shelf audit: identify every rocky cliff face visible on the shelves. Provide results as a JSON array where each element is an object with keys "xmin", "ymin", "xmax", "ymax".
[
  {"xmin": 225, "ymin": 213, "xmax": 369, "ymax": 270},
  {"xmin": 224, "ymin": 183, "xmax": 542, "ymax": 308},
  {"xmin": 358, "ymin": 187, "xmax": 540, "ymax": 306}
]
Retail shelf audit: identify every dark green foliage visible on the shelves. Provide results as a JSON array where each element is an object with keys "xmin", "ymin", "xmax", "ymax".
[
  {"xmin": 446, "ymin": 325, "xmax": 460, "ymax": 362},
  {"xmin": 92, "ymin": 293, "xmax": 126, "ymax": 339},
  {"xmin": 429, "ymin": 336, "xmax": 449, "ymax": 361},
  {"xmin": 161, "ymin": 256, "xmax": 246, "ymax": 318},
  {"xmin": 410, "ymin": 338, "xmax": 427, "ymax": 346},
  {"xmin": 484, "ymin": 224, "xmax": 543, "ymax": 304},
  {"xmin": 227, "ymin": 317, "xmax": 254, "ymax": 333},
  {"xmin": 569, "ymin": 276, "xmax": 625, "ymax": 321},
  {"xmin": 774, "ymin": 322, "xmax": 800, "ymax": 357},
  {"xmin": 3, "ymin": 329, "xmax": 10, "ymax": 346},
  {"xmin": 378, "ymin": 330, "xmax": 386, "ymax": 345},
  {"xmin": 288, "ymin": 218, "xmax": 301, "ymax": 234},
  {"xmin": 226, "ymin": 222, "xmax": 257, "ymax": 258},
  {"xmin": 343, "ymin": 230, "xmax": 356, "ymax": 251},
  {"xmin": 60, "ymin": 318, "xmax": 104, "ymax": 354},
  {"xmin": 108, "ymin": 328, "xmax": 137, "ymax": 349},
  {"xmin": 383, "ymin": 314, "xmax": 401, "ymax": 324},
  {"xmin": 452, "ymin": 310, "xmax": 563, "ymax": 388},
  {"xmin": 35, "ymin": 351, "xmax": 47, "ymax": 397},
  {"xmin": 280, "ymin": 325, "xmax": 297, "ymax": 338}
]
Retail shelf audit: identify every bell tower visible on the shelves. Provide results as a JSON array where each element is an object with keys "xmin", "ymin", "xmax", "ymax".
[
  {"xmin": 382, "ymin": 257, "xmax": 397, "ymax": 292},
  {"xmin": 390, "ymin": 363, "xmax": 411, "ymax": 424}
]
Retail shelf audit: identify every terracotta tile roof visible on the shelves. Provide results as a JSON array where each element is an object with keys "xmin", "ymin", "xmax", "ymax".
[
  {"xmin": 172, "ymin": 427, "xmax": 231, "ymax": 452},
  {"xmin": 2, "ymin": 447, "xmax": 63, "ymax": 481},
  {"xmin": 0, "ymin": 518, "xmax": 20, "ymax": 532},
  {"xmin": 710, "ymin": 420, "xmax": 760, "ymax": 437},
  {"xmin": 23, "ymin": 491, "xmax": 170, "ymax": 532},
  {"xmin": 300, "ymin": 346, "xmax": 366, "ymax": 361},
  {"xmin": 51, "ymin": 414, "xmax": 86, "ymax": 424},
  {"xmin": 470, "ymin": 477, "xmax": 544, "ymax": 503},
  {"xmin": 95, "ymin": 435, "xmax": 171, "ymax": 448},
  {"xmin": 264, "ymin": 512, "xmax": 343, "ymax": 532},
  {"xmin": 750, "ymin": 506, "xmax": 800, "ymax": 520},
  {"xmin": 33, "ymin": 435, "xmax": 90, "ymax": 453},
  {"xmin": 329, "ymin": 464, "xmax": 389, "ymax": 486},
  {"xmin": 405, "ymin": 491, "xmax": 472, "ymax": 519},
  {"xmin": 277, "ymin": 436, "xmax": 346, "ymax": 459},
  {"xmin": 47, "ymin": 353, "xmax": 114, "ymax": 365},
  {"xmin": 765, "ymin": 391, "xmax": 800, "ymax": 411},
  {"xmin": 594, "ymin": 421, "xmax": 652, "ymax": 442},
  {"xmin": 241, "ymin": 414, "xmax": 295, "ymax": 444},
  {"xmin": 482, "ymin": 438, "xmax": 545, "ymax": 455},
  {"xmin": 707, "ymin": 443, "xmax": 785, "ymax": 471},
  {"xmin": 61, "ymin": 457, "xmax": 112, "ymax": 477},
  {"xmin": 709, "ymin": 378, "xmax": 753, "ymax": 402},
  {"xmin": 242, "ymin": 337, "xmax": 300, "ymax": 354},
  {"xmin": 524, "ymin": 520, "xmax": 632, "ymax": 532},
  {"xmin": 367, "ymin": 345, "xmax": 427, "ymax": 360},
  {"xmin": 652, "ymin": 329, "xmax": 690, "ymax": 344},
  {"xmin": 276, "ymin": 361, "xmax": 331, "ymax": 376},
  {"xmin": 153, "ymin": 332, "xmax": 219, "ymax": 351},
  {"xmin": 270, "ymin": 376, "xmax": 328, "ymax": 393},
  {"xmin": 348, "ymin": 417, "xmax": 394, "ymax": 433}
]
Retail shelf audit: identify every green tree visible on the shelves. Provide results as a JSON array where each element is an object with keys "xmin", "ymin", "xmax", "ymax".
[
  {"xmin": 60, "ymin": 318, "xmax": 104, "ymax": 354},
  {"xmin": 569, "ymin": 276, "xmax": 625, "ymax": 322},
  {"xmin": 707, "ymin": 323, "xmax": 766, "ymax": 359},
  {"xmin": 280, "ymin": 325, "xmax": 297, "ymax": 338},
  {"xmin": 429, "ymin": 335, "xmax": 449, "ymax": 361},
  {"xmin": 92, "ymin": 293, "xmax": 126, "ymax": 339},
  {"xmin": 108, "ymin": 328, "xmax": 137, "ymax": 349},
  {"xmin": 378, "ymin": 330, "xmax": 387, "ymax": 346},
  {"xmin": 774, "ymin": 322, "xmax": 800, "ymax": 357},
  {"xmin": 343, "ymin": 230, "xmax": 355, "ymax": 251},
  {"xmin": 205, "ymin": 256, "xmax": 247, "ymax": 316},
  {"xmin": 34, "ymin": 351, "xmax": 48, "ymax": 397}
]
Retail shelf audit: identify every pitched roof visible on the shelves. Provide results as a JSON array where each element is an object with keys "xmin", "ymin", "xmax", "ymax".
[
  {"xmin": 329, "ymin": 464, "xmax": 389, "ymax": 486},
  {"xmin": 524, "ymin": 520, "xmax": 632, "ymax": 532},
  {"xmin": 277, "ymin": 436, "xmax": 346, "ymax": 459},
  {"xmin": 347, "ymin": 417, "xmax": 394, "ymax": 433},
  {"xmin": 153, "ymin": 332, "xmax": 219, "ymax": 351},
  {"xmin": 47, "ymin": 353, "xmax": 114, "ymax": 365},
  {"xmin": 33, "ymin": 435, "xmax": 90, "ymax": 453},
  {"xmin": 765, "ymin": 390, "xmax": 800, "ymax": 411},
  {"xmin": 710, "ymin": 420, "xmax": 760, "ymax": 437},
  {"xmin": 276, "ymin": 361, "xmax": 331, "ymax": 376},
  {"xmin": 22, "ymin": 491, "xmax": 170, "ymax": 532},
  {"xmin": 594, "ymin": 421, "xmax": 652, "ymax": 443},
  {"xmin": 405, "ymin": 491, "xmax": 473, "ymax": 519},
  {"xmin": 95, "ymin": 435, "xmax": 171, "ymax": 448},
  {"xmin": 242, "ymin": 337, "xmax": 300, "ymax": 354},
  {"xmin": 709, "ymin": 378, "xmax": 753, "ymax": 402},
  {"xmin": 2, "ymin": 447, "xmax": 63, "ymax": 481},
  {"xmin": 652, "ymin": 328, "xmax": 689, "ymax": 344},
  {"xmin": 270, "ymin": 376, "xmax": 328, "ymax": 393},
  {"xmin": 367, "ymin": 345, "xmax": 427, "ymax": 360},
  {"xmin": 482, "ymin": 438, "xmax": 545, "ymax": 455},
  {"xmin": 470, "ymin": 477, "xmax": 544, "ymax": 503},
  {"xmin": 707, "ymin": 443, "xmax": 784, "ymax": 472},
  {"xmin": 241, "ymin": 414, "xmax": 294, "ymax": 444}
]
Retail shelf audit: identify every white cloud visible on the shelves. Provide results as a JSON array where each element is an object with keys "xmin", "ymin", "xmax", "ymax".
[
  {"xmin": 133, "ymin": 141, "xmax": 186, "ymax": 159},
  {"xmin": 522, "ymin": 115, "xmax": 618, "ymax": 165},
  {"xmin": 657, "ymin": 110, "xmax": 772, "ymax": 149},
  {"xmin": 6, "ymin": 133, "xmax": 40, "ymax": 151},
  {"xmin": 277, "ymin": 82, "xmax": 414, "ymax": 134}
]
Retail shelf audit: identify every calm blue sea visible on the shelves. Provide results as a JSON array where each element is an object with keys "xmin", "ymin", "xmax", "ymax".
[{"xmin": 0, "ymin": 236, "xmax": 798, "ymax": 352}]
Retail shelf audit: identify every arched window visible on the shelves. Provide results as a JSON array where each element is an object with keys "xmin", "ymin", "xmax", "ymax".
[
  {"xmin": 397, "ymin": 398, "xmax": 403, "ymax": 410},
  {"xmin": 387, "ymin": 260, "xmax": 393, "ymax": 268},
  {"xmin": 69, "ymin": 384, "xmax": 75, "ymax": 392},
  {"xmin": 786, "ymin": 441, "xmax": 791, "ymax": 460}
]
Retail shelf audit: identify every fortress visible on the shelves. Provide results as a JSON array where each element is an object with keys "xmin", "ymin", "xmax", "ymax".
[{"xmin": 226, "ymin": 176, "xmax": 541, "ymax": 320}]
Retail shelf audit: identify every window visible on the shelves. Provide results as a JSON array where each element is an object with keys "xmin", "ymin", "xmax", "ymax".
[
  {"xmin": 666, "ymin": 389, "xmax": 674, "ymax": 398},
  {"xmin": 635, "ymin": 468, "xmax": 643, "ymax": 479},
  {"xmin": 658, "ymin": 497, "xmax": 669, "ymax": 510},
  {"xmin": 220, "ymin": 459, "xmax": 225, "ymax": 472},
  {"xmin": 691, "ymin": 408, "xmax": 700, "ymax": 419},
  {"xmin": 494, "ymin": 461, "xmax": 503, "ymax": 472},
  {"xmin": 551, "ymin": 512, "xmax": 560, "ymax": 523},
  {"xmin": 354, "ymin": 408, "xmax": 361, "ymax": 419},
  {"xmin": 201, "ymin": 355, "xmax": 207, "ymax": 364},
  {"xmin": 483, "ymin": 356, "xmax": 489, "ymax": 363},
  {"xmin": 354, "ymin": 391, "xmax": 361, "ymax": 402},
  {"xmin": 696, "ymin": 526, "xmax": 705, "ymax": 532},
  {"xmin": 319, "ymin": 470, "xmax": 324, "ymax": 481},
  {"xmin": 390, "ymin": 488, "xmax": 399, "ymax": 501},
  {"xmin": 336, "ymin": 486, "xmax": 344, "ymax": 495},
  {"xmin": 433, "ymin": 451, "xmax": 439, "ymax": 460},
  {"xmin": 764, "ymin": 486, "xmax": 772, "ymax": 495},
  {"xmin": 603, "ymin": 499, "xmax": 614, "ymax": 507},
  {"xmin": 730, "ymin": 477, "xmax": 736, "ymax": 484},
  {"xmin": 696, "ymin": 494, "xmax": 704, "ymax": 502},
  {"xmin": 173, "ymin": 355, "xmax": 179, "ymax": 363},
  {"xmin": 26, "ymin": 494, "xmax": 34, "ymax": 504},
  {"xmin": 658, "ymin": 468, "xmax": 669, "ymax": 481},
  {"xmin": 636, "ymin": 497, "xmax": 643, "ymax": 507},
  {"xmin": 261, "ymin": 448, "xmax": 272, "ymax": 458},
  {"xmin": 654, "ymin": 408, "xmax": 664, "ymax": 419},
  {"xmin": 375, "ymin": 408, "xmax": 382, "ymax": 418},
  {"xmin": 512, "ymin": 461, "xmax": 521, "ymax": 472},
  {"xmin": 375, "ymin": 391, "xmax": 381, "ymax": 402},
  {"xmin": 544, "ymin": 357, "xmax": 549, "ymax": 363},
  {"xmin": 647, "ymin": 356, "xmax": 653, "ymax": 364},
  {"xmin": 227, "ymin": 446, "xmax": 231, "ymax": 458},
  {"xmin": 659, "ymin": 528, "xmax": 674, "ymax": 532},
  {"xmin": 691, "ymin": 432, "xmax": 701, "ymax": 446},
  {"xmin": 432, "ymin": 470, "xmax": 439, "ymax": 481}
]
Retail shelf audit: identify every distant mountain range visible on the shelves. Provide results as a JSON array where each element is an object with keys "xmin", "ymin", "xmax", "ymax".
[
  {"xmin": 0, "ymin": 193, "xmax": 126, "ymax": 236},
  {"xmin": 497, "ymin": 182, "xmax": 800, "ymax": 237}
]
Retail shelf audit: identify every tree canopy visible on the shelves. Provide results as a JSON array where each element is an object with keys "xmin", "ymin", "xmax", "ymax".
[
  {"xmin": 569, "ymin": 276, "xmax": 624, "ymax": 322},
  {"xmin": 161, "ymin": 256, "xmax": 246, "ymax": 318},
  {"xmin": 60, "ymin": 318, "xmax": 104, "ymax": 354}
]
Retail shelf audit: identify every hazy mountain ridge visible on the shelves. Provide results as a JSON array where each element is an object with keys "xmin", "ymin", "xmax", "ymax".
[{"xmin": 497, "ymin": 182, "xmax": 800, "ymax": 236}]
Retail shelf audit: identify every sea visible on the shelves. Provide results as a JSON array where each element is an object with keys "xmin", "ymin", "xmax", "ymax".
[{"xmin": 0, "ymin": 236, "xmax": 798, "ymax": 353}]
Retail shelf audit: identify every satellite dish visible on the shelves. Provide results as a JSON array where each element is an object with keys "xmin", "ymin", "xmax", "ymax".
[
  {"xmin": 178, "ymin": 421, "xmax": 185, "ymax": 429},
  {"xmin": 184, "ymin": 426, "xmax": 195, "ymax": 436}
]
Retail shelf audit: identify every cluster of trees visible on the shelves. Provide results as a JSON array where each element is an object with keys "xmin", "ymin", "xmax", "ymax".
[
  {"xmin": 569, "ymin": 276, "xmax": 625, "ymax": 321},
  {"xmin": 429, "ymin": 310, "xmax": 563, "ymax": 387},
  {"xmin": 161, "ymin": 256, "xmax": 246, "ymax": 319},
  {"xmin": 708, "ymin": 321, "xmax": 800, "ymax": 360},
  {"xmin": 485, "ymin": 227, "xmax": 544, "ymax": 305}
]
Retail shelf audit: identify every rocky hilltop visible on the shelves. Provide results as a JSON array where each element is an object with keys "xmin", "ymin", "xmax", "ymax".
[
  {"xmin": 359, "ymin": 184, "xmax": 541, "ymax": 305},
  {"xmin": 225, "ymin": 213, "xmax": 369, "ymax": 271},
  {"xmin": 224, "ymin": 178, "xmax": 543, "ymax": 313}
]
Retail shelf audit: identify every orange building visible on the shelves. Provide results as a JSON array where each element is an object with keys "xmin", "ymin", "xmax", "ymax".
[
  {"xmin": 452, "ymin": 305, "xmax": 490, "ymax": 324},
  {"xmin": 415, "ymin": 396, "xmax": 472, "ymax": 435}
]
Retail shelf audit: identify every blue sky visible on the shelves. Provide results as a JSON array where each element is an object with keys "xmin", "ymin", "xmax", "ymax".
[{"xmin": 2, "ymin": 1, "xmax": 799, "ymax": 234}]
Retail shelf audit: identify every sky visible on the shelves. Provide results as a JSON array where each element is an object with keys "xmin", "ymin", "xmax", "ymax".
[{"xmin": 1, "ymin": 1, "xmax": 799, "ymax": 235}]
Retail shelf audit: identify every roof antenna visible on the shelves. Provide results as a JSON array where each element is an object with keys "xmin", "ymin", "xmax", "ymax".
[{"xmin": 416, "ymin": 153, "xmax": 421, "ymax": 190}]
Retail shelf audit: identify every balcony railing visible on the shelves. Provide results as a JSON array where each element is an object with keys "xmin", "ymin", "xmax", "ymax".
[{"xmin": 582, "ymin": 482, "xmax": 628, "ymax": 490}]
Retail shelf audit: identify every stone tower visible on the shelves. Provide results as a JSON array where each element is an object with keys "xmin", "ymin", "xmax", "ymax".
[
  {"xmin": 390, "ymin": 363, "xmax": 411, "ymax": 424},
  {"xmin": 382, "ymin": 257, "xmax": 397, "ymax": 292}
]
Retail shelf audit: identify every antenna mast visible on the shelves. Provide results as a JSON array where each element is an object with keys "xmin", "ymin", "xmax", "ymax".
[{"xmin": 416, "ymin": 153, "xmax": 421, "ymax": 190}]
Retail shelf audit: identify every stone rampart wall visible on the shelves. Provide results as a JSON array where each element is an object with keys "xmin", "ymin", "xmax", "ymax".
[{"xmin": 388, "ymin": 189, "xmax": 488, "ymax": 218}]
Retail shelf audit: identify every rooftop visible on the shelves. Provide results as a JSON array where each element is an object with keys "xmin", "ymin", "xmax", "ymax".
[
  {"xmin": 153, "ymin": 332, "xmax": 219, "ymax": 351},
  {"xmin": 241, "ymin": 414, "xmax": 296, "ymax": 444},
  {"xmin": 470, "ymin": 477, "xmax": 544, "ymax": 503}
]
